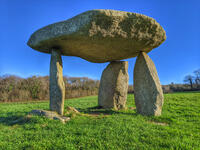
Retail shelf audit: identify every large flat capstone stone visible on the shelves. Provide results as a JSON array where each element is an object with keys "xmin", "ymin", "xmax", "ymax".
[
  {"xmin": 98, "ymin": 61, "xmax": 129, "ymax": 109},
  {"xmin": 134, "ymin": 52, "xmax": 164, "ymax": 116},
  {"xmin": 27, "ymin": 9, "xmax": 166, "ymax": 63}
]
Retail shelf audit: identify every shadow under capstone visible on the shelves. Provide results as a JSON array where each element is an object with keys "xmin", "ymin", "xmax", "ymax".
[{"xmin": 76, "ymin": 106, "xmax": 138, "ymax": 117}]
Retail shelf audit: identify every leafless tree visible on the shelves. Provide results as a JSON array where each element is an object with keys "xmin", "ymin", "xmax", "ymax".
[
  {"xmin": 194, "ymin": 69, "xmax": 200, "ymax": 87},
  {"xmin": 184, "ymin": 75, "xmax": 195, "ymax": 89}
]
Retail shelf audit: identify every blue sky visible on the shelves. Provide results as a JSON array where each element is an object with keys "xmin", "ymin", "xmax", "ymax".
[{"xmin": 0, "ymin": 0, "xmax": 199, "ymax": 85}]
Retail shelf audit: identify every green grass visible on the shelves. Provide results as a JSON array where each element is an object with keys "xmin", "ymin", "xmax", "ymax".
[{"xmin": 0, "ymin": 92, "xmax": 200, "ymax": 150}]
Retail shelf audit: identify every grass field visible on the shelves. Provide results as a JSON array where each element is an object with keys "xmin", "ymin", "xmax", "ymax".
[{"xmin": 0, "ymin": 92, "xmax": 200, "ymax": 150}]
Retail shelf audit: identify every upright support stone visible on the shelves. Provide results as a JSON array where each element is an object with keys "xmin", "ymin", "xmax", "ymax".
[
  {"xmin": 134, "ymin": 52, "xmax": 164, "ymax": 116},
  {"xmin": 98, "ymin": 61, "xmax": 129, "ymax": 109},
  {"xmin": 49, "ymin": 49, "xmax": 65, "ymax": 115}
]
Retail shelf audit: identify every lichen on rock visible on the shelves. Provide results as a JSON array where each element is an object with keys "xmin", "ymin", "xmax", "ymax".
[
  {"xmin": 98, "ymin": 61, "xmax": 129, "ymax": 109},
  {"xmin": 27, "ymin": 9, "xmax": 166, "ymax": 63},
  {"xmin": 134, "ymin": 52, "xmax": 164, "ymax": 116}
]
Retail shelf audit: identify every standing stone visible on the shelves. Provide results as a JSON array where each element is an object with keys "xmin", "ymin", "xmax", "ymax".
[
  {"xmin": 50, "ymin": 49, "xmax": 65, "ymax": 115},
  {"xmin": 134, "ymin": 52, "xmax": 164, "ymax": 116},
  {"xmin": 98, "ymin": 61, "xmax": 129, "ymax": 109}
]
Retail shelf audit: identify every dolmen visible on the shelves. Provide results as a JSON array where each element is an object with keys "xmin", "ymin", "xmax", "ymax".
[{"xmin": 27, "ymin": 9, "xmax": 166, "ymax": 116}]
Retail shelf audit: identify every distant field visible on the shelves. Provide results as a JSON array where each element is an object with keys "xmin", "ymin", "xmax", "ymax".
[{"xmin": 0, "ymin": 92, "xmax": 200, "ymax": 150}]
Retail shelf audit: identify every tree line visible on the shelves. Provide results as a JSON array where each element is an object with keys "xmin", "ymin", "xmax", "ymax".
[
  {"xmin": 162, "ymin": 69, "xmax": 200, "ymax": 93},
  {"xmin": 0, "ymin": 68, "xmax": 199, "ymax": 102},
  {"xmin": 0, "ymin": 75, "xmax": 99, "ymax": 102},
  {"xmin": 183, "ymin": 69, "xmax": 200, "ymax": 90}
]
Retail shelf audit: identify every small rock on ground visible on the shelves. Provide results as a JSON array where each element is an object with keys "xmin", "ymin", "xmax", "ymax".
[
  {"xmin": 66, "ymin": 106, "xmax": 80, "ymax": 113},
  {"xmin": 29, "ymin": 109, "xmax": 70, "ymax": 124}
]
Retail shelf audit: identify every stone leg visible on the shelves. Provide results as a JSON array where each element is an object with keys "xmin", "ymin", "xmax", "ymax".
[
  {"xmin": 49, "ymin": 49, "xmax": 65, "ymax": 115},
  {"xmin": 134, "ymin": 52, "xmax": 164, "ymax": 116},
  {"xmin": 98, "ymin": 61, "xmax": 129, "ymax": 109}
]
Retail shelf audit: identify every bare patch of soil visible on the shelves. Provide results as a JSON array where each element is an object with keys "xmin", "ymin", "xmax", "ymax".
[{"xmin": 148, "ymin": 121, "xmax": 168, "ymax": 126}]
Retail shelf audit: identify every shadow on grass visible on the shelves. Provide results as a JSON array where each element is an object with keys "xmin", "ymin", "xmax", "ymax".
[
  {"xmin": 76, "ymin": 106, "xmax": 138, "ymax": 116},
  {"xmin": 0, "ymin": 112, "xmax": 38, "ymax": 126},
  {"xmin": 1, "ymin": 106, "xmax": 138, "ymax": 126}
]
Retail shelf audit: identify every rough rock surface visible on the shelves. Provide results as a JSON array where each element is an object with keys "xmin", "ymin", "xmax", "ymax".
[
  {"xmin": 134, "ymin": 52, "xmax": 164, "ymax": 116},
  {"xmin": 66, "ymin": 106, "xmax": 80, "ymax": 113},
  {"xmin": 30, "ymin": 109, "xmax": 70, "ymax": 123},
  {"xmin": 98, "ymin": 61, "xmax": 129, "ymax": 109},
  {"xmin": 27, "ymin": 9, "xmax": 166, "ymax": 63},
  {"xmin": 49, "ymin": 50, "xmax": 65, "ymax": 115}
]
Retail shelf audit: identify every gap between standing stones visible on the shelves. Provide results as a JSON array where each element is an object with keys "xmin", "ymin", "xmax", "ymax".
[{"xmin": 48, "ymin": 50, "xmax": 164, "ymax": 119}]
